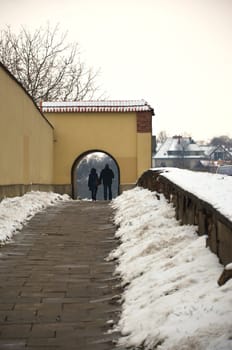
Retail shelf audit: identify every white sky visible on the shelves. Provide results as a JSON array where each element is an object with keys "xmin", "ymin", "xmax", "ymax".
[{"xmin": 1, "ymin": 0, "xmax": 232, "ymax": 141}]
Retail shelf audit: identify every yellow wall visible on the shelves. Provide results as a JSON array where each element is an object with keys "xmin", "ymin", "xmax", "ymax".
[
  {"xmin": 45, "ymin": 111, "xmax": 152, "ymax": 188},
  {"xmin": 0, "ymin": 66, "xmax": 54, "ymax": 185}
]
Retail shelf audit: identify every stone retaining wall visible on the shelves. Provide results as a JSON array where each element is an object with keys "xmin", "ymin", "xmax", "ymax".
[{"xmin": 137, "ymin": 169, "xmax": 232, "ymax": 266}]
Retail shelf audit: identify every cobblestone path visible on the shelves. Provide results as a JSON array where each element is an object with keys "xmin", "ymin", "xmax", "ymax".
[{"xmin": 0, "ymin": 201, "xmax": 122, "ymax": 350}]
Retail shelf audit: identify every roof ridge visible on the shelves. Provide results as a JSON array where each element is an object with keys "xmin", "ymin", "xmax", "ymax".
[
  {"xmin": 41, "ymin": 99, "xmax": 154, "ymax": 114},
  {"xmin": 42, "ymin": 99, "xmax": 146, "ymax": 105}
]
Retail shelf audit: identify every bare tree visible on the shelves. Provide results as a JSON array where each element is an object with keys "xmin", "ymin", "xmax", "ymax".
[
  {"xmin": 210, "ymin": 135, "xmax": 232, "ymax": 149},
  {"xmin": 157, "ymin": 130, "xmax": 168, "ymax": 144},
  {"xmin": 0, "ymin": 24, "xmax": 101, "ymax": 104}
]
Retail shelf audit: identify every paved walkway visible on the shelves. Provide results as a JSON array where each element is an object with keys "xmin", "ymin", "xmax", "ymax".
[{"xmin": 0, "ymin": 201, "xmax": 122, "ymax": 350}]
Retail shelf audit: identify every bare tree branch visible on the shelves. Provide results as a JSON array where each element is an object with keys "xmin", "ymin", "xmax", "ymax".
[{"xmin": 0, "ymin": 24, "xmax": 103, "ymax": 104}]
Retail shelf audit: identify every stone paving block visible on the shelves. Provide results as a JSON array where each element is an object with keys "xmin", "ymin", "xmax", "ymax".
[
  {"xmin": 0, "ymin": 288, "xmax": 20, "ymax": 297},
  {"xmin": 0, "ymin": 303, "xmax": 14, "ymax": 311},
  {"xmin": 18, "ymin": 286, "xmax": 43, "ymax": 294},
  {"xmin": 15, "ymin": 296, "xmax": 42, "ymax": 304},
  {"xmin": 43, "ymin": 297, "xmax": 81, "ymax": 304},
  {"xmin": 13, "ymin": 303, "xmax": 41, "ymax": 311},
  {"xmin": 37, "ymin": 309, "xmax": 62, "ymax": 323},
  {"xmin": 4, "ymin": 310, "xmax": 38, "ymax": 323},
  {"xmin": 26, "ymin": 337, "xmax": 59, "ymax": 347},
  {"xmin": 62, "ymin": 302, "xmax": 95, "ymax": 315},
  {"xmin": 38, "ymin": 337, "xmax": 88, "ymax": 349},
  {"xmin": 0, "ymin": 324, "xmax": 31, "ymax": 338},
  {"xmin": 65, "ymin": 287, "xmax": 91, "ymax": 298},
  {"xmin": 41, "ymin": 283, "xmax": 67, "ymax": 292},
  {"xmin": 61, "ymin": 307, "xmax": 91, "ymax": 322},
  {"xmin": 26, "ymin": 347, "xmax": 58, "ymax": 350},
  {"xmin": 0, "ymin": 279, "xmax": 26, "ymax": 287},
  {"xmin": 0, "ymin": 339, "xmax": 27, "ymax": 349},
  {"xmin": 30, "ymin": 324, "xmax": 56, "ymax": 338},
  {"xmin": 39, "ymin": 291, "xmax": 66, "ymax": 298},
  {"xmin": 0, "ymin": 311, "xmax": 8, "ymax": 322}
]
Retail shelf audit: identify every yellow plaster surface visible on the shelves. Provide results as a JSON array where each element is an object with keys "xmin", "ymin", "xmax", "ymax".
[{"xmin": 0, "ymin": 66, "xmax": 53, "ymax": 185}]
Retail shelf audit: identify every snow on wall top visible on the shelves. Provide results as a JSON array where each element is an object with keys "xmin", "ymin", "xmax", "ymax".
[
  {"xmin": 41, "ymin": 100, "xmax": 154, "ymax": 113},
  {"xmin": 159, "ymin": 167, "xmax": 232, "ymax": 221}
]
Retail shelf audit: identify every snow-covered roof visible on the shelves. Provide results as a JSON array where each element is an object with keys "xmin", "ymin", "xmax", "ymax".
[
  {"xmin": 200, "ymin": 145, "xmax": 215, "ymax": 156},
  {"xmin": 155, "ymin": 137, "xmax": 174, "ymax": 158},
  {"xmin": 154, "ymin": 137, "xmax": 205, "ymax": 159},
  {"xmin": 42, "ymin": 100, "xmax": 154, "ymax": 114}
]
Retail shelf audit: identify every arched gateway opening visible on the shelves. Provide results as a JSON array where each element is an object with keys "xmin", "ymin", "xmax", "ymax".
[{"xmin": 71, "ymin": 150, "xmax": 120, "ymax": 200}]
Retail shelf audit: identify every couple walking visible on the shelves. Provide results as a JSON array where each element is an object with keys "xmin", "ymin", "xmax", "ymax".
[{"xmin": 88, "ymin": 164, "xmax": 114, "ymax": 201}]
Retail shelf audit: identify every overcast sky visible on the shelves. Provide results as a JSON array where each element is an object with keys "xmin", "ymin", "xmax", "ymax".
[{"xmin": 1, "ymin": 0, "xmax": 232, "ymax": 141}]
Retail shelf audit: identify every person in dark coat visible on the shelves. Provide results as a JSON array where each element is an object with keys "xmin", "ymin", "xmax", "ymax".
[
  {"xmin": 88, "ymin": 168, "xmax": 99, "ymax": 201},
  {"xmin": 99, "ymin": 164, "xmax": 114, "ymax": 200}
]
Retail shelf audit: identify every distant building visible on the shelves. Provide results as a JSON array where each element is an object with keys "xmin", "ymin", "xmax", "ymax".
[
  {"xmin": 200, "ymin": 144, "xmax": 232, "ymax": 162},
  {"xmin": 153, "ymin": 136, "xmax": 206, "ymax": 170}
]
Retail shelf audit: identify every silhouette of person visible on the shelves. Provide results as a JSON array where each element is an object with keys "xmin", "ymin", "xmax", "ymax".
[
  {"xmin": 100, "ymin": 164, "xmax": 114, "ymax": 200},
  {"xmin": 88, "ymin": 168, "xmax": 99, "ymax": 201}
]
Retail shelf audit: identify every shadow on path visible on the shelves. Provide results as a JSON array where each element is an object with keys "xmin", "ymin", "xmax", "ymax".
[{"xmin": 0, "ymin": 201, "xmax": 122, "ymax": 350}]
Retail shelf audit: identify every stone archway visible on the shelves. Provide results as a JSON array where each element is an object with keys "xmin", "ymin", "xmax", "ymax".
[{"xmin": 71, "ymin": 150, "xmax": 120, "ymax": 199}]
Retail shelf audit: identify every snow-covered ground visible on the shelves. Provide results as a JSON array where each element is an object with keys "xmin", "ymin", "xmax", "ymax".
[
  {"xmin": 0, "ymin": 191, "xmax": 69, "ymax": 243},
  {"xmin": 110, "ymin": 186, "xmax": 232, "ymax": 350}
]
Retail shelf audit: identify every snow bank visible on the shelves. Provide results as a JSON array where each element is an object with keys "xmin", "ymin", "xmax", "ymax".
[
  {"xmin": 0, "ymin": 191, "xmax": 70, "ymax": 243},
  {"xmin": 110, "ymin": 187, "xmax": 232, "ymax": 350}
]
